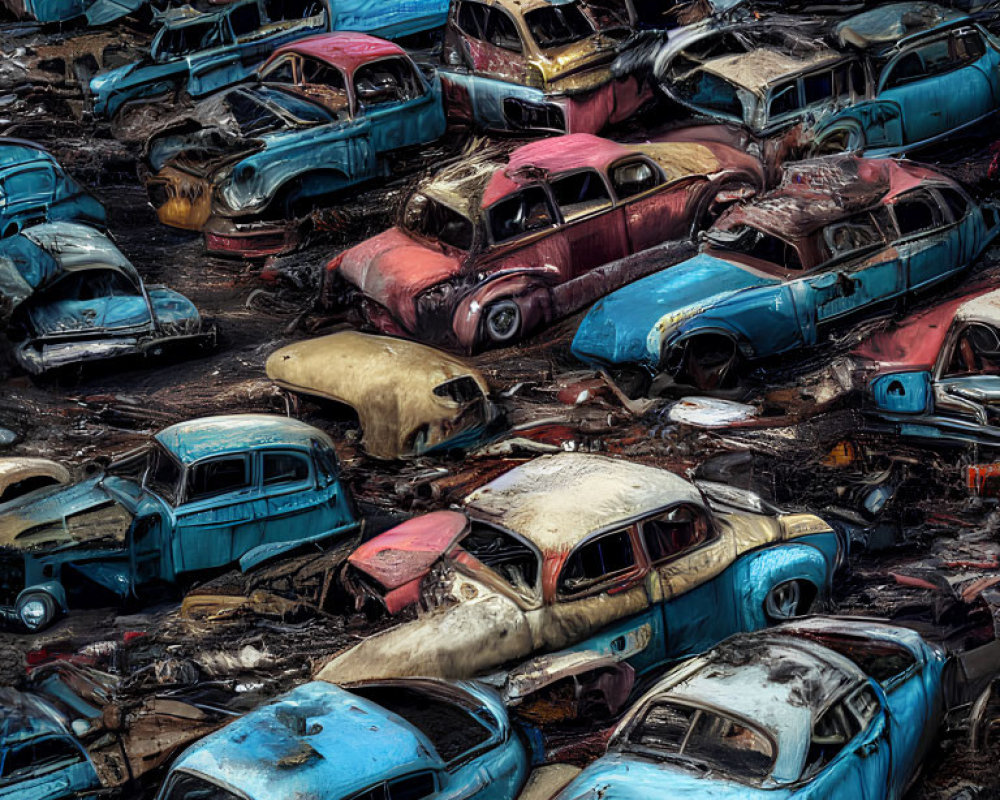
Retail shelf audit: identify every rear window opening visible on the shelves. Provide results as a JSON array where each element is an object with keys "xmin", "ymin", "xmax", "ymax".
[
  {"xmin": 525, "ymin": 4, "xmax": 594, "ymax": 48},
  {"xmin": 462, "ymin": 522, "xmax": 539, "ymax": 593},
  {"xmin": 349, "ymin": 685, "xmax": 493, "ymax": 762}
]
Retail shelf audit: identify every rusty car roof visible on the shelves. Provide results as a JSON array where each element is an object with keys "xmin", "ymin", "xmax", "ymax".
[
  {"xmin": 463, "ymin": 453, "xmax": 703, "ymax": 553},
  {"xmin": 155, "ymin": 414, "xmax": 334, "ymax": 464},
  {"xmin": 266, "ymin": 32, "xmax": 408, "ymax": 77},
  {"xmin": 700, "ymin": 46, "xmax": 842, "ymax": 96}
]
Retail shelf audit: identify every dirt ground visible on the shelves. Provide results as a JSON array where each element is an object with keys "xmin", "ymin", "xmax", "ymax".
[{"xmin": 2, "ymin": 16, "xmax": 1000, "ymax": 798}]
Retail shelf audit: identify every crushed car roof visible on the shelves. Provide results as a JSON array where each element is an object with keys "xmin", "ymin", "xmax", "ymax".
[
  {"xmin": 268, "ymin": 32, "xmax": 408, "ymax": 76},
  {"xmin": 464, "ymin": 453, "xmax": 703, "ymax": 553},
  {"xmin": 155, "ymin": 414, "xmax": 334, "ymax": 465},
  {"xmin": 169, "ymin": 681, "xmax": 446, "ymax": 800},
  {"xmin": 700, "ymin": 46, "xmax": 841, "ymax": 96},
  {"xmin": 835, "ymin": 3, "xmax": 966, "ymax": 50}
]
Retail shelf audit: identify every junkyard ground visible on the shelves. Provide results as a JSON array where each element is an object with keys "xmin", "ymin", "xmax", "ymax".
[{"xmin": 2, "ymin": 20, "xmax": 1000, "ymax": 796}]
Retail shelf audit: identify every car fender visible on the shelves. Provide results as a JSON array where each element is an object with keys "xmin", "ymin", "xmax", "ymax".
[
  {"xmin": 732, "ymin": 542, "xmax": 829, "ymax": 630},
  {"xmin": 453, "ymin": 273, "xmax": 553, "ymax": 351},
  {"xmin": 814, "ymin": 99, "xmax": 903, "ymax": 150},
  {"xmin": 17, "ymin": 580, "xmax": 68, "ymax": 614}
]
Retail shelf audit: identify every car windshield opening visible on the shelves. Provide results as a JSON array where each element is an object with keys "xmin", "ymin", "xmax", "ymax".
[
  {"xmin": 224, "ymin": 91, "xmax": 288, "ymax": 136},
  {"xmin": 403, "ymin": 193, "xmax": 474, "ymax": 250},
  {"xmin": 145, "ymin": 444, "xmax": 182, "ymax": 505},
  {"xmin": 707, "ymin": 225, "xmax": 802, "ymax": 270},
  {"xmin": 525, "ymin": 5, "xmax": 595, "ymax": 48},
  {"xmin": 675, "ymin": 72, "xmax": 746, "ymax": 120},
  {"xmin": 462, "ymin": 521, "xmax": 539, "ymax": 594},
  {"xmin": 1, "ymin": 736, "xmax": 84, "ymax": 782},
  {"xmin": 349, "ymin": 685, "xmax": 492, "ymax": 762},
  {"xmin": 627, "ymin": 701, "xmax": 775, "ymax": 782},
  {"xmin": 154, "ymin": 22, "xmax": 225, "ymax": 61}
]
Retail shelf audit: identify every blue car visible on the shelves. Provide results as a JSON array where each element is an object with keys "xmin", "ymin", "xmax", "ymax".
[
  {"xmin": 0, "ymin": 687, "xmax": 100, "ymax": 800},
  {"xmin": 553, "ymin": 617, "xmax": 954, "ymax": 800},
  {"xmin": 0, "ymin": 414, "xmax": 359, "ymax": 631},
  {"xmin": 0, "ymin": 0, "xmax": 143, "ymax": 25},
  {"xmin": 89, "ymin": 0, "xmax": 450, "ymax": 123},
  {"xmin": 1, "ymin": 222, "xmax": 213, "ymax": 374},
  {"xmin": 155, "ymin": 678, "xmax": 529, "ymax": 800},
  {"xmin": 0, "ymin": 139, "xmax": 105, "ymax": 239},
  {"xmin": 571, "ymin": 156, "xmax": 1000, "ymax": 391}
]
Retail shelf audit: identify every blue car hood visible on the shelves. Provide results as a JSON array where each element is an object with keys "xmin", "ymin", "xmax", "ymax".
[
  {"xmin": 571, "ymin": 253, "xmax": 772, "ymax": 367},
  {"xmin": 148, "ymin": 286, "xmax": 201, "ymax": 330},
  {"xmin": 560, "ymin": 755, "xmax": 788, "ymax": 800},
  {"xmin": 0, "ymin": 236, "xmax": 59, "ymax": 319}
]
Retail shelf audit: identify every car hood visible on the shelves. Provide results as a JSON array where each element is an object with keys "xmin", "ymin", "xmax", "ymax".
[
  {"xmin": 0, "ymin": 234, "xmax": 60, "ymax": 324},
  {"xmin": 558, "ymin": 754, "xmax": 787, "ymax": 800},
  {"xmin": 0, "ymin": 474, "xmax": 138, "ymax": 550},
  {"xmin": 571, "ymin": 253, "xmax": 773, "ymax": 366},
  {"xmin": 338, "ymin": 227, "xmax": 464, "ymax": 330}
]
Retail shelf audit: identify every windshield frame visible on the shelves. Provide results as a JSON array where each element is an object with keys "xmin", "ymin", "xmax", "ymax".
[
  {"xmin": 400, "ymin": 191, "xmax": 479, "ymax": 253},
  {"xmin": 523, "ymin": 2, "xmax": 597, "ymax": 50}
]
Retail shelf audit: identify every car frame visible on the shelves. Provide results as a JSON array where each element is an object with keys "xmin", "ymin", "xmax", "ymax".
[
  {"xmin": 318, "ymin": 452, "xmax": 843, "ymax": 692},
  {"xmin": 0, "ymin": 414, "xmax": 360, "ymax": 631},
  {"xmin": 323, "ymin": 132, "xmax": 764, "ymax": 352},
  {"xmin": 570, "ymin": 156, "xmax": 1000, "ymax": 391}
]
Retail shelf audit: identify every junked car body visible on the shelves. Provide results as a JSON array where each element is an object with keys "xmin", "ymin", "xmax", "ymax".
[
  {"xmin": 323, "ymin": 132, "xmax": 764, "ymax": 352},
  {"xmin": 0, "ymin": 414, "xmax": 359, "ymax": 631},
  {"xmin": 266, "ymin": 331, "xmax": 497, "ymax": 459},
  {"xmin": 0, "ymin": 139, "xmax": 106, "ymax": 240},
  {"xmin": 156, "ymin": 678, "xmax": 528, "ymax": 800},
  {"xmin": 0, "ymin": 0, "xmax": 143, "ymax": 25},
  {"xmin": 856, "ymin": 287, "xmax": 1000, "ymax": 450},
  {"xmin": 0, "ymin": 687, "xmax": 100, "ymax": 800},
  {"xmin": 438, "ymin": 0, "xmax": 652, "ymax": 135},
  {"xmin": 553, "ymin": 617, "xmax": 957, "ymax": 800},
  {"xmin": 656, "ymin": 3, "xmax": 1000, "ymax": 156},
  {"xmin": 319, "ymin": 452, "xmax": 842, "ymax": 690},
  {"xmin": 0, "ymin": 222, "xmax": 215, "ymax": 374},
  {"xmin": 571, "ymin": 156, "xmax": 1000, "ymax": 391},
  {"xmin": 143, "ymin": 33, "xmax": 446, "ymax": 255}
]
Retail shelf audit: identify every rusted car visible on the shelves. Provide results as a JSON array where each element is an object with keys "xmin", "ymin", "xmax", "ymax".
[
  {"xmin": 143, "ymin": 33, "xmax": 446, "ymax": 258},
  {"xmin": 320, "ymin": 452, "xmax": 843, "ymax": 690},
  {"xmin": 571, "ymin": 156, "xmax": 1000, "ymax": 391},
  {"xmin": 323, "ymin": 132, "xmax": 764, "ymax": 351},
  {"xmin": 0, "ymin": 0, "xmax": 143, "ymax": 25},
  {"xmin": 266, "ymin": 331, "xmax": 497, "ymax": 459},
  {"xmin": 856, "ymin": 287, "xmax": 1000, "ymax": 450},
  {"xmin": 438, "ymin": 0, "xmax": 652, "ymax": 135}
]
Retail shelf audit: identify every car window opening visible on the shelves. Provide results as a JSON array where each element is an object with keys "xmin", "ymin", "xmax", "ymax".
[{"xmin": 463, "ymin": 521, "xmax": 539, "ymax": 593}]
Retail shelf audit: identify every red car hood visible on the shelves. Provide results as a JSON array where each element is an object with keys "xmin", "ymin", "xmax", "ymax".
[{"xmin": 338, "ymin": 228, "xmax": 464, "ymax": 331}]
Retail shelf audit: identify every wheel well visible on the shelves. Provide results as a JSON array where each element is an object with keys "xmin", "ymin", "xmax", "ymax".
[
  {"xmin": 267, "ymin": 170, "xmax": 350, "ymax": 220},
  {"xmin": 765, "ymin": 578, "xmax": 818, "ymax": 615}
]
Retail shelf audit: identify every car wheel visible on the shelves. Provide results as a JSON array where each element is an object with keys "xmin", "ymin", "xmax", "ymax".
[
  {"xmin": 764, "ymin": 580, "xmax": 809, "ymax": 621},
  {"xmin": 814, "ymin": 124, "xmax": 866, "ymax": 156},
  {"xmin": 681, "ymin": 334, "xmax": 744, "ymax": 392},
  {"xmin": 482, "ymin": 300, "xmax": 521, "ymax": 346},
  {"xmin": 17, "ymin": 591, "xmax": 57, "ymax": 631}
]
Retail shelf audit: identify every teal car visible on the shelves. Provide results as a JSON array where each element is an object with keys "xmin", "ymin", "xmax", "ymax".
[{"xmin": 0, "ymin": 414, "xmax": 359, "ymax": 631}]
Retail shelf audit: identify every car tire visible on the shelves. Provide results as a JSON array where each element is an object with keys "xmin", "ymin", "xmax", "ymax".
[
  {"xmin": 680, "ymin": 334, "xmax": 744, "ymax": 392},
  {"xmin": 17, "ymin": 591, "xmax": 57, "ymax": 632},
  {"xmin": 482, "ymin": 300, "xmax": 522, "ymax": 346},
  {"xmin": 764, "ymin": 580, "xmax": 810, "ymax": 621},
  {"xmin": 814, "ymin": 124, "xmax": 866, "ymax": 156}
]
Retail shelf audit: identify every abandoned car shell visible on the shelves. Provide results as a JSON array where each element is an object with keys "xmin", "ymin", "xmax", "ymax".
[
  {"xmin": 266, "ymin": 331, "xmax": 496, "ymax": 459},
  {"xmin": 0, "ymin": 0, "xmax": 143, "ymax": 25},
  {"xmin": 555, "ymin": 617, "xmax": 949, "ymax": 799},
  {"xmin": 0, "ymin": 457, "xmax": 70, "ymax": 505},
  {"xmin": 855, "ymin": 287, "xmax": 1000, "ymax": 449},
  {"xmin": 0, "ymin": 414, "xmax": 358, "ymax": 631},
  {"xmin": 0, "ymin": 222, "xmax": 214, "ymax": 374},
  {"xmin": 0, "ymin": 687, "xmax": 100, "ymax": 800},
  {"xmin": 143, "ymin": 32, "xmax": 447, "ymax": 246},
  {"xmin": 438, "ymin": 0, "xmax": 651, "ymax": 135},
  {"xmin": 156, "ymin": 678, "xmax": 527, "ymax": 800},
  {"xmin": 325, "ymin": 132, "xmax": 763, "ymax": 351},
  {"xmin": 571, "ymin": 156, "xmax": 1000, "ymax": 389},
  {"xmin": 0, "ymin": 139, "xmax": 106, "ymax": 240},
  {"xmin": 318, "ymin": 452, "xmax": 841, "ymax": 686}
]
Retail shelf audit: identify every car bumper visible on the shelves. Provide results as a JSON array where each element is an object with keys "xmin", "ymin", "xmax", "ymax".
[{"xmin": 204, "ymin": 215, "xmax": 304, "ymax": 260}]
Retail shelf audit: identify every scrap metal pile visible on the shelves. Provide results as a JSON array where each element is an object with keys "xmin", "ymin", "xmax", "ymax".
[{"xmin": 4, "ymin": 0, "xmax": 1000, "ymax": 798}]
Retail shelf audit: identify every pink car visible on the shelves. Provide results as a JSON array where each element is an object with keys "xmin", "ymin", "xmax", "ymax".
[{"xmin": 323, "ymin": 132, "xmax": 764, "ymax": 351}]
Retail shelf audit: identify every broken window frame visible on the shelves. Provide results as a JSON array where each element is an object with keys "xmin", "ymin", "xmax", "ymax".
[
  {"xmin": 609, "ymin": 156, "xmax": 666, "ymax": 202},
  {"xmin": 556, "ymin": 525, "xmax": 645, "ymax": 600},
  {"xmin": 889, "ymin": 188, "xmax": 951, "ymax": 242},
  {"xmin": 0, "ymin": 733, "xmax": 87, "ymax": 785},
  {"xmin": 486, "ymin": 184, "xmax": 558, "ymax": 246},
  {"xmin": 181, "ymin": 453, "xmax": 252, "ymax": 505},
  {"xmin": 939, "ymin": 321, "xmax": 1000, "ymax": 380},
  {"xmin": 931, "ymin": 185, "xmax": 971, "ymax": 226},
  {"xmin": 460, "ymin": 518, "xmax": 543, "ymax": 599},
  {"xmin": 549, "ymin": 167, "xmax": 614, "ymax": 223},
  {"xmin": 817, "ymin": 210, "xmax": 887, "ymax": 268},
  {"xmin": 259, "ymin": 449, "xmax": 312, "ymax": 489},
  {"xmin": 639, "ymin": 503, "xmax": 717, "ymax": 566},
  {"xmin": 879, "ymin": 26, "xmax": 985, "ymax": 93},
  {"xmin": 160, "ymin": 768, "xmax": 243, "ymax": 800},
  {"xmin": 348, "ymin": 770, "xmax": 439, "ymax": 800},
  {"xmin": 353, "ymin": 56, "xmax": 427, "ymax": 112}
]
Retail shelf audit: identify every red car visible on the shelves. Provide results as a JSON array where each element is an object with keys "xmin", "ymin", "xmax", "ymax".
[{"xmin": 323, "ymin": 132, "xmax": 764, "ymax": 351}]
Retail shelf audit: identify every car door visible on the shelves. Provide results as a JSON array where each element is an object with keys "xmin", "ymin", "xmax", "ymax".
[
  {"xmin": 171, "ymin": 453, "xmax": 266, "ymax": 573},
  {"xmin": 451, "ymin": 1, "xmax": 528, "ymax": 84},
  {"xmin": 354, "ymin": 56, "xmax": 442, "ymax": 154},
  {"xmin": 807, "ymin": 210, "xmax": 902, "ymax": 324},
  {"xmin": 256, "ymin": 448, "xmax": 331, "ymax": 548},
  {"xmin": 609, "ymin": 157, "xmax": 697, "ymax": 253},
  {"xmin": 937, "ymin": 27, "xmax": 995, "ymax": 134},
  {"xmin": 480, "ymin": 185, "xmax": 565, "ymax": 283},
  {"xmin": 799, "ymin": 687, "xmax": 891, "ymax": 800},
  {"xmin": 890, "ymin": 188, "xmax": 961, "ymax": 292},
  {"xmin": 877, "ymin": 32, "xmax": 980, "ymax": 146},
  {"xmin": 539, "ymin": 526, "xmax": 658, "ymax": 672},
  {"xmin": 228, "ymin": 1, "xmax": 270, "ymax": 71},
  {"xmin": 640, "ymin": 504, "xmax": 737, "ymax": 662},
  {"xmin": 548, "ymin": 168, "xmax": 628, "ymax": 275}
]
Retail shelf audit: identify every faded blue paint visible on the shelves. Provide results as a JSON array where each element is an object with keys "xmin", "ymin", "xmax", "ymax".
[
  {"xmin": 572, "ymin": 200, "xmax": 997, "ymax": 373},
  {"xmin": 0, "ymin": 415, "xmax": 359, "ymax": 629},
  {"xmin": 90, "ymin": 0, "xmax": 448, "ymax": 119},
  {"xmin": 0, "ymin": 140, "xmax": 105, "ymax": 237},
  {"xmin": 0, "ymin": 689, "xmax": 100, "ymax": 800},
  {"xmin": 556, "ymin": 619, "xmax": 948, "ymax": 800},
  {"xmin": 440, "ymin": 70, "xmax": 564, "ymax": 132},
  {"xmin": 159, "ymin": 679, "xmax": 527, "ymax": 800},
  {"xmin": 871, "ymin": 371, "xmax": 931, "ymax": 414},
  {"xmin": 13, "ymin": 0, "xmax": 144, "ymax": 24}
]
